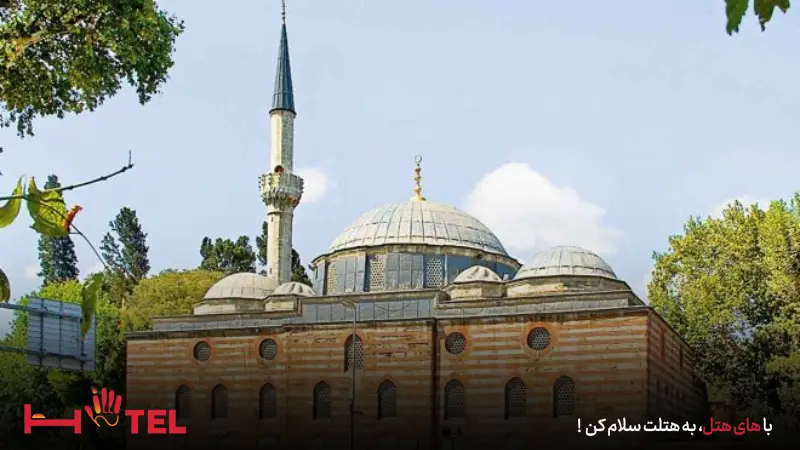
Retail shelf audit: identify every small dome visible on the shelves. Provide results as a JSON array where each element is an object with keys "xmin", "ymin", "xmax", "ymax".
[
  {"xmin": 514, "ymin": 246, "xmax": 616, "ymax": 280},
  {"xmin": 272, "ymin": 281, "xmax": 316, "ymax": 297},
  {"xmin": 204, "ymin": 273, "xmax": 277, "ymax": 300},
  {"xmin": 453, "ymin": 265, "xmax": 502, "ymax": 283},
  {"xmin": 324, "ymin": 200, "xmax": 508, "ymax": 257}
]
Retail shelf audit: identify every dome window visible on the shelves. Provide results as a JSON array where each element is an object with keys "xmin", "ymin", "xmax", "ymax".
[
  {"xmin": 445, "ymin": 332, "xmax": 467, "ymax": 355},
  {"xmin": 526, "ymin": 327, "xmax": 551, "ymax": 350}
]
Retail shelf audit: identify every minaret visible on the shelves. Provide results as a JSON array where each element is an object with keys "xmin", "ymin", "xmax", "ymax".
[{"xmin": 260, "ymin": 0, "xmax": 303, "ymax": 284}]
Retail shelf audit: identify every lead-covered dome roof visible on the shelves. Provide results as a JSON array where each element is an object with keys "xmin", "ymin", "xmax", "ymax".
[
  {"xmin": 514, "ymin": 246, "xmax": 617, "ymax": 280},
  {"xmin": 324, "ymin": 200, "xmax": 508, "ymax": 256},
  {"xmin": 203, "ymin": 273, "xmax": 277, "ymax": 300}
]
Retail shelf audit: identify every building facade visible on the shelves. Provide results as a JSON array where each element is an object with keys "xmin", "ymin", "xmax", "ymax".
[{"xmin": 125, "ymin": 8, "xmax": 708, "ymax": 450}]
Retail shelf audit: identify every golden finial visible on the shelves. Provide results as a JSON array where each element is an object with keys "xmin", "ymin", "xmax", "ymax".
[
  {"xmin": 412, "ymin": 155, "xmax": 426, "ymax": 201},
  {"xmin": 281, "ymin": 0, "xmax": 286, "ymax": 23}
]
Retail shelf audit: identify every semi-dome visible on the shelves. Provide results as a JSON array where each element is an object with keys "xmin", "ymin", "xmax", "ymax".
[
  {"xmin": 324, "ymin": 200, "xmax": 508, "ymax": 256},
  {"xmin": 453, "ymin": 265, "xmax": 502, "ymax": 283},
  {"xmin": 272, "ymin": 281, "xmax": 316, "ymax": 297},
  {"xmin": 514, "ymin": 246, "xmax": 617, "ymax": 280},
  {"xmin": 204, "ymin": 273, "xmax": 278, "ymax": 300}
]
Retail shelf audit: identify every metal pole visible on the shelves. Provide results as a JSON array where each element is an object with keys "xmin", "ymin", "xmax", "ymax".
[{"xmin": 349, "ymin": 306, "xmax": 357, "ymax": 450}]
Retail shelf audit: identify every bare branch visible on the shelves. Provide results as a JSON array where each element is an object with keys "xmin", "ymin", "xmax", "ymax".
[{"xmin": 0, "ymin": 150, "xmax": 134, "ymax": 201}]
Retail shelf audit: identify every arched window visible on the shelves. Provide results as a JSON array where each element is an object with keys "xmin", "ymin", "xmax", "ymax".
[
  {"xmin": 444, "ymin": 379, "xmax": 465, "ymax": 419},
  {"xmin": 553, "ymin": 376, "xmax": 575, "ymax": 417},
  {"xmin": 504, "ymin": 378, "xmax": 526, "ymax": 419},
  {"xmin": 377, "ymin": 380, "xmax": 397, "ymax": 420},
  {"xmin": 211, "ymin": 384, "xmax": 228, "ymax": 419},
  {"xmin": 313, "ymin": 382, "xmax": 331, "ymax": 420},
  {"xmin": 175, "ymin": 385, "xmax": 191, "ymax": 420},
  {"xmin": 344, "ymin": 334, "xmax": 364, "ymax": 372},
  {"xmin": 259, "ymin": 383, "xmax": 277, "ymax": 419}
]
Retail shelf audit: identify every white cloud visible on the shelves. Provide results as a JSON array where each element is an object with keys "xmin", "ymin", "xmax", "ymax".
[
  {"xmin": 464, "ymin": 162, "xmax": 622, "ymax": 257},
  {"xmin": 710, "ymin": 195, "xmax": 772, "ymax": 218},
  {"xmin": 295, "ymin": 167, "xmax": 332, "ymax": 204},
  {"xmin": 24, "ymin": 265, "xmax": 39, "ymax": 281}
]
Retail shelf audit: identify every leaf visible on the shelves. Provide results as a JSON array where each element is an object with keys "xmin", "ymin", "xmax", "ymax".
[
  {"xmin": 81, "ymin": 273, "xmax": 104, "ymax": 337},
  {"xmin": 26, "ymin": 177, "xmax": 69, "ymax": 237},
  {"xmin": 726, "ymin": 0, "xmax": 750, "ymax": 34},
  {"xmin": 0, "ymin": 268, "xmax": 9, "ymax": 302},
  {"xmin": 754, "ymin": 0, "xmax": 790, "ymax": 31},
  {"xmin": 0, "ymin": 176, "xmax": 24, "ymax": 228}
]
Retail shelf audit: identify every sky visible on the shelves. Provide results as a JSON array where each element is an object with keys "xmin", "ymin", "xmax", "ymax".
[{"xmin": 1, "ymin": 1, "xmax": 799, "ymax": 336}]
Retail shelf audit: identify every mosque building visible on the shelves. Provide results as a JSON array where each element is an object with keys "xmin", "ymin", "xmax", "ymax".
[{"xmin": 125, "ymin": 7, "xmax": 708, "ymax": 450}]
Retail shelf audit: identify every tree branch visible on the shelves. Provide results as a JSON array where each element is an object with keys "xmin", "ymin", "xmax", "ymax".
[{"xmin": 0, "ymin": 150, "xmax": 134, "ymax": 201}]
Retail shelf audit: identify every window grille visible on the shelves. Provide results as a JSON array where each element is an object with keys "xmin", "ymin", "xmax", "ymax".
[
  {"xmin": 444, "ymin": 380, "xmax": 465, "ymax": 419},
  {"xmin": 377, "ymin": 380, "xmax": 397, "ymax": 419},
  {"xmin": 445, "ymin": 332, "xmax": 466, "ymax": 355},
  {"xmin": 553, "ymin": 376, "xmax": 575, "ymax": 417},
  {"xmin": 211, "ymin": 385, "xmax": 228, "ymax": 419},
  {"xmin": 504, "ymin": 378, "xmax": 526, "ymax": 419},
  {"xmin": 313, "ymin": 382, "xmax": 331, "ymax": 420},
  {"xmin": 526, "ymin": 327, "xmax": 550, "ymax": 350}
]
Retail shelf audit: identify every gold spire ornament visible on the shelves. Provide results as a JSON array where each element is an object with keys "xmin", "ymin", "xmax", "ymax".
[{"xmin": 412, "ymin": 155, "xmax": 426, "ymax": 201}]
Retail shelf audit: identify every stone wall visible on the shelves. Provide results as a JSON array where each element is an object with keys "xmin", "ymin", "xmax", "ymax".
[{"xmin": 126, "ymin": 309, "xmax": 704, "ymax": 450}]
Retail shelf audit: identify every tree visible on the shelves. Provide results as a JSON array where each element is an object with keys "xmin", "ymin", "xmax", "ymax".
[
  {"xmin": 100, "ymin": 207, "xmax": 150, "ymax": 296},
  {"xmin": 0, "ymin": 0, "xmax": 184, "ymax": 136},
  {"xmin": 726, "ymin": 0, "xmax": 789, "ymax": 34},
  {"xmin": 649, "ymin": 196, "xmax": 800, "ymax": 424},
  {"xmin": 36, "ymin": 175, "xmax": 79, "ymax": 285},
  {"xmin": 123, "ymin": 269, "xmax": 224, "ymax": 330},
  {"xmin": 256, "ymin": 220, "xmax": 312, "ymax": 284},
  {"xmin": 200, "ymin": 236, "xmax": 256, "ymax": 275}
]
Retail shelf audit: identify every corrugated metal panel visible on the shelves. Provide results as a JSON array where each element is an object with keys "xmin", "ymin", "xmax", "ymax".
[{"xmin": 26, "ymin": 297, "xmax": 96, "ymax": 371}]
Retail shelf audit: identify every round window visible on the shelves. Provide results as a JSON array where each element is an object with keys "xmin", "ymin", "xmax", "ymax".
[
  {"xmin": 194, "ymin": 341, "xmax": 211, "ymax": 361},
  {"xmin": 526, "ymin": 327, "xmax": 551, "ymax": 350},
  {"xmin": 259, "ymin": 338, "xmax": 279, "ymax": 360},
  {"xmin": 445, "ymin": 332, "xmax": 467, "ymax": 355}
]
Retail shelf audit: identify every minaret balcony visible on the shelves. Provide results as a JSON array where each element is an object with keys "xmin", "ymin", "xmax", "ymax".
[{"xmin": 260, "ymin": 172, "xmax": 304, "ymax": 209}]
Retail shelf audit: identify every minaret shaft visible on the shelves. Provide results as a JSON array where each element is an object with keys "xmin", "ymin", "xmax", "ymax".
[{"xmin": 270, "ymin": 111, "xmax": 294, "ymax": 172}]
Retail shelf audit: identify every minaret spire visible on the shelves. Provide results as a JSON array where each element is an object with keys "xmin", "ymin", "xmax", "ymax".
[
  {"xmin": 271, "ymin": 0, "xmax": 294, "ymax": 114},
  {"xmin": 260, "ymin": 1, "xmax": 304, "ymax": 285}
]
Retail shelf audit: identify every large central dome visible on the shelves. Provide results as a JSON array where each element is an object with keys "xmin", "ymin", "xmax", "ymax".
[{"xmin": 325, "ymin": 200, "xmax": 509, "ymax": 256}]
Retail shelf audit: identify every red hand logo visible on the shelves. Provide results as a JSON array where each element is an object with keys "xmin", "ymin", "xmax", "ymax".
[{"xmin": 84, "ymin": 387, "xmax": 123, "ymax": 427}]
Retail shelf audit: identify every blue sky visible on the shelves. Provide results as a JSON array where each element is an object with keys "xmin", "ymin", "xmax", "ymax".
[{"xmin": 2, "ymin": 0, "xmax": 799, "ymax": 336}]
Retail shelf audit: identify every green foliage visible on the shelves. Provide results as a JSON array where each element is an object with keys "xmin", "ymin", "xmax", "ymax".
[
  {"xmin": 0, "ymin": 176, "xmax": 23, "ymax": 227},
  {"xmin": 0, "ymin": 280, "xmax": 125, "ymax": 447},
  {"xmin": 200, "ymin": 236, "xmax": 256, "ymax": 274},
  {"xmin": 36, "ymin": 175, "xmax": 80, "ymax": 285},
  {"xmin": 726, "ymin": 0, "xmax": 790, "ymax": 34},
  {"xmin": 100, "ymin": 207, "xmax": 151, "ymax": 296},
  {"xmin": 26, "ymin": 176, "xmax": 69, "ymax": 237},
  {"xmin": 81, "ymin": 274, "xmax": 104, "ymax": 336},
  {"xmin": 0, "ymin": 0, "xmax": 185, "ymax": 136},
  {"xmin": 0, "ymin": 267, "xmax": 9, "ymax": 302},
  {"xmin": 256, "ymin": 220, "xmax": 312, "ymax": 284},
  {"xmin": 649, "ymin": 194, "xmax": 800, "ymax": 421},
  {"xmin": 123, "ymin": 269, "xmax": 224, "ymax": 330}
]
